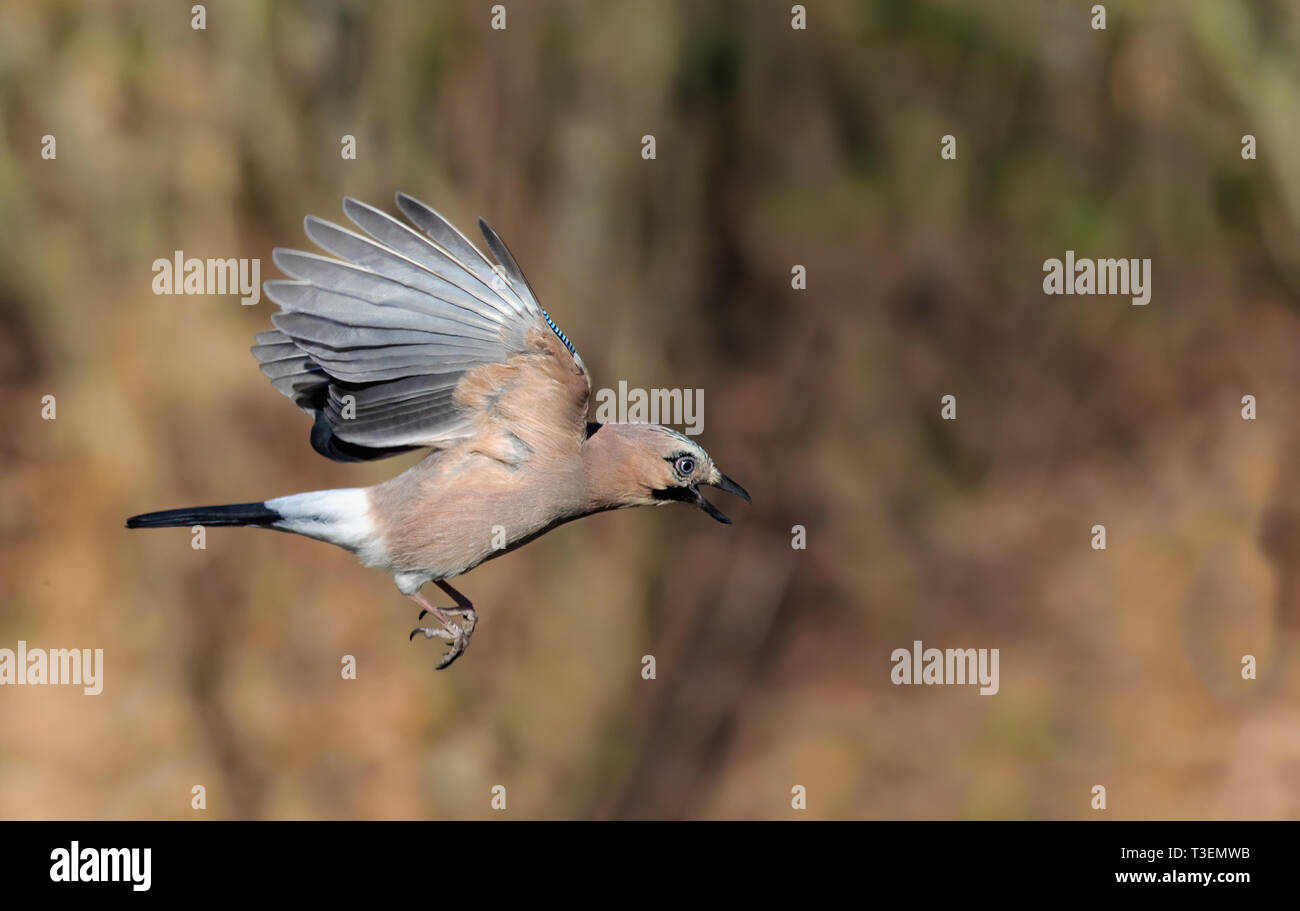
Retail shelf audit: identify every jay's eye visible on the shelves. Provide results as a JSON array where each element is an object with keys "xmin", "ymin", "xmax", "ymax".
[{"xmin": 675, "ymin": 456, "xmax": 696, "ymax": 476}]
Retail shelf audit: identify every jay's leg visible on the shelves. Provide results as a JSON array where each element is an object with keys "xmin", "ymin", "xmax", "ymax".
[
  {"xmin": 433, "ymin": 579, "xmax": 478, "ymax": 642},
  {"xmin": 408, "ymin": 580, "xmax": 477, "ymax": 670}
]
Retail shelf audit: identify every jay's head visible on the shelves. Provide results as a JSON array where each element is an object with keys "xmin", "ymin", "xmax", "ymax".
[{"xmin": 592, "ymin": 424, "xmax": 751, "ymax": 523}]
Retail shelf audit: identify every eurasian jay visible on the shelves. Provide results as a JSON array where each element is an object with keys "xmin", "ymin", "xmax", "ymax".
[{"xmin": 126, "ymin": 194, "xmax": 750, "ymax": 668}]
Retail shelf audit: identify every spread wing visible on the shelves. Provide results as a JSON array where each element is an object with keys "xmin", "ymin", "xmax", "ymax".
[{"xmin": 253, "ymin": 194, "xmax": 590, "ymax": 462}]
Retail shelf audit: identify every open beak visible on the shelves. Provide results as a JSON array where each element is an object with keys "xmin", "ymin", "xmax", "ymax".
[{"xmin": 697, "ymin": 472, "xmax": 752, "ymax": 524}]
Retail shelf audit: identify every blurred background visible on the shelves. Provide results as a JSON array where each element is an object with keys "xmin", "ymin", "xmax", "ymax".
[{"xmin": 3, "ymin": 0, "xmax": 1300, "ymax": 819}]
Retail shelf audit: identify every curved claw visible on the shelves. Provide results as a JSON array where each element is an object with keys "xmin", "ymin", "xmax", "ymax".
[{"xmin": 435, "ymin": 641, "xmax": 467, "ymax": 670}]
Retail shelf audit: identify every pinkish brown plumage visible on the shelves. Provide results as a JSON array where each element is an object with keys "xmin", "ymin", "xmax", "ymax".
[{"xmin": 126, "ymin": 194, "xmax": 749, "ymax": 669}]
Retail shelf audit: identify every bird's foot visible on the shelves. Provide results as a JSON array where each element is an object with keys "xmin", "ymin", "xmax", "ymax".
[
  {"xmin": 409, "ymin": 604, "xmax": 478, "ymax": 670},
  {"xmin": 407, "ymin": 582, "xmax": 478, "ymax": 670}
]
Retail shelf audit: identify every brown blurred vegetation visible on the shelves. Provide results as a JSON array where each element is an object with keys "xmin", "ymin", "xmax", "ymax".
[{"xmin": 2, "ymin": 0, "xmax": 1300, "ymax": 819}]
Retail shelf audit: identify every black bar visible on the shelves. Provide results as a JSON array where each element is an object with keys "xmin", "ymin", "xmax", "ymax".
[{"xmin": 0, "ymin": 821, "xmax": 1281, "ymax": 898}]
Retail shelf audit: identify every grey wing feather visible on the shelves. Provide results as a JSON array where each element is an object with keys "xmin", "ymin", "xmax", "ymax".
[
  {"xmin": 394, "ymin": 193, "xmax": 532, "ymax": 319},
  {"xmin": 251, "ymin": 194, "xmax": 585, "ymax": 461},
  {"xmin": 477, "ymin": 216, "xmax": 579, "ymax": 359},
  {"xmin": 251, "ymin": 329, "xmax": 327, "ymax": 409}
]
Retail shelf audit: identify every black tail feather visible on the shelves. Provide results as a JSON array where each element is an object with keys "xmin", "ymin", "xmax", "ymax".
[{"xmin": 125, "ymin": 502, "xmax": 281, "ymax": 529}]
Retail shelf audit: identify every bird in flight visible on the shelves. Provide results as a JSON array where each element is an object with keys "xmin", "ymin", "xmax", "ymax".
[{"xmin": 126, "ymin": 194, "xmax": 751, "ymax": 669}]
